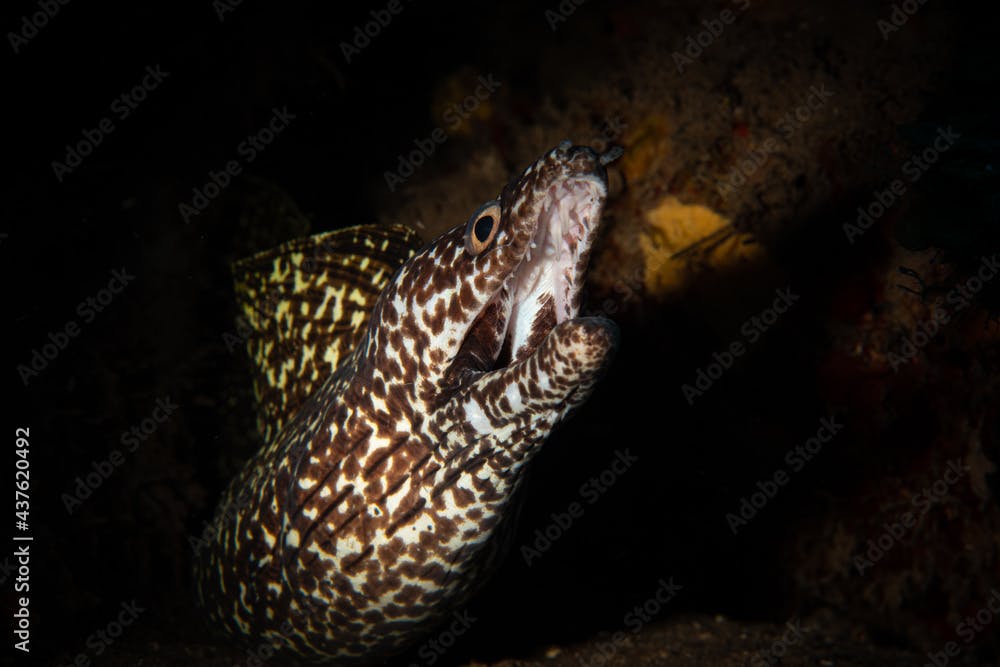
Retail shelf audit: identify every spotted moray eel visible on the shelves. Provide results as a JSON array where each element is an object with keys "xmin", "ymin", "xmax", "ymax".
[{"xmin": 195, "ymin": 142, "xmax": 622, "ymax": 663}]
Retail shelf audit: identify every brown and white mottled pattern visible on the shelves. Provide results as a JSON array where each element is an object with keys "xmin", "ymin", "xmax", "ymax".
[
  {"xmin": 195, "ymin": 143, "xmax": 621, "ymax": 663},
  {"xmin": 232, "ymin": 225, "xmax": 422, "ymax": 445}
]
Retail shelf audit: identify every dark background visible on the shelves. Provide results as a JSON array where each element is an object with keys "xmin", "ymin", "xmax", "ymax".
[{"xmin": 7, "ymin": 0, "xmax": 999, "ymax": 665}]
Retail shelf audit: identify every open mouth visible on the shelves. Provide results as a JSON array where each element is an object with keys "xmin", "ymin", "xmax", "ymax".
[
  {"xmin": 453, "ymin": 166, "xmax": 610, "ymax": 379},
  {"xmin": 501, "ymin": 175, "xmax": 608, "ymax": 365}
]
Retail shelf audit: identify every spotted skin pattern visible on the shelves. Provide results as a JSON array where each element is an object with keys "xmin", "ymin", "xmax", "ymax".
[
  {"xmin": 195, "ymin": 144, "xmax": 620, "ymax": 663},
  {"xmin": 232, "ymin": 225, "xmax": 422, "ymax": 445}
]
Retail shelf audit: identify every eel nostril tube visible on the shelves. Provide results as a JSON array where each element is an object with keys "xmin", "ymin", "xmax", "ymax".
[{"xmin": 598, "ymin": 145, "xmax": 624, "ymax": 166}]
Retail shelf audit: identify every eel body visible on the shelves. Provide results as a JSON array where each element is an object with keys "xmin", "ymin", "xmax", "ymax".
[{"xmin": 195, "ymin": 142, "xmax": 621, "ymax": 663}]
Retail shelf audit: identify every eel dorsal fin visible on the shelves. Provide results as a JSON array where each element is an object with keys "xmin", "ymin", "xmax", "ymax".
[{"xmin": 233, "ymin": 224, "xmax": 422, "ymax": 444}]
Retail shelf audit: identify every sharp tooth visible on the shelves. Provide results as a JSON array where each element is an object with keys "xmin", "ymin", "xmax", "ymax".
[{"xmin": 530, "ymin": 241, "xmax": 537, "ymax": 249}]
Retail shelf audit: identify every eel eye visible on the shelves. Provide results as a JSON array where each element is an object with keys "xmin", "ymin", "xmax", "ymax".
[{"xmin": 464, "ymin": 200, "xmax": 501, "ymax": 256}]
